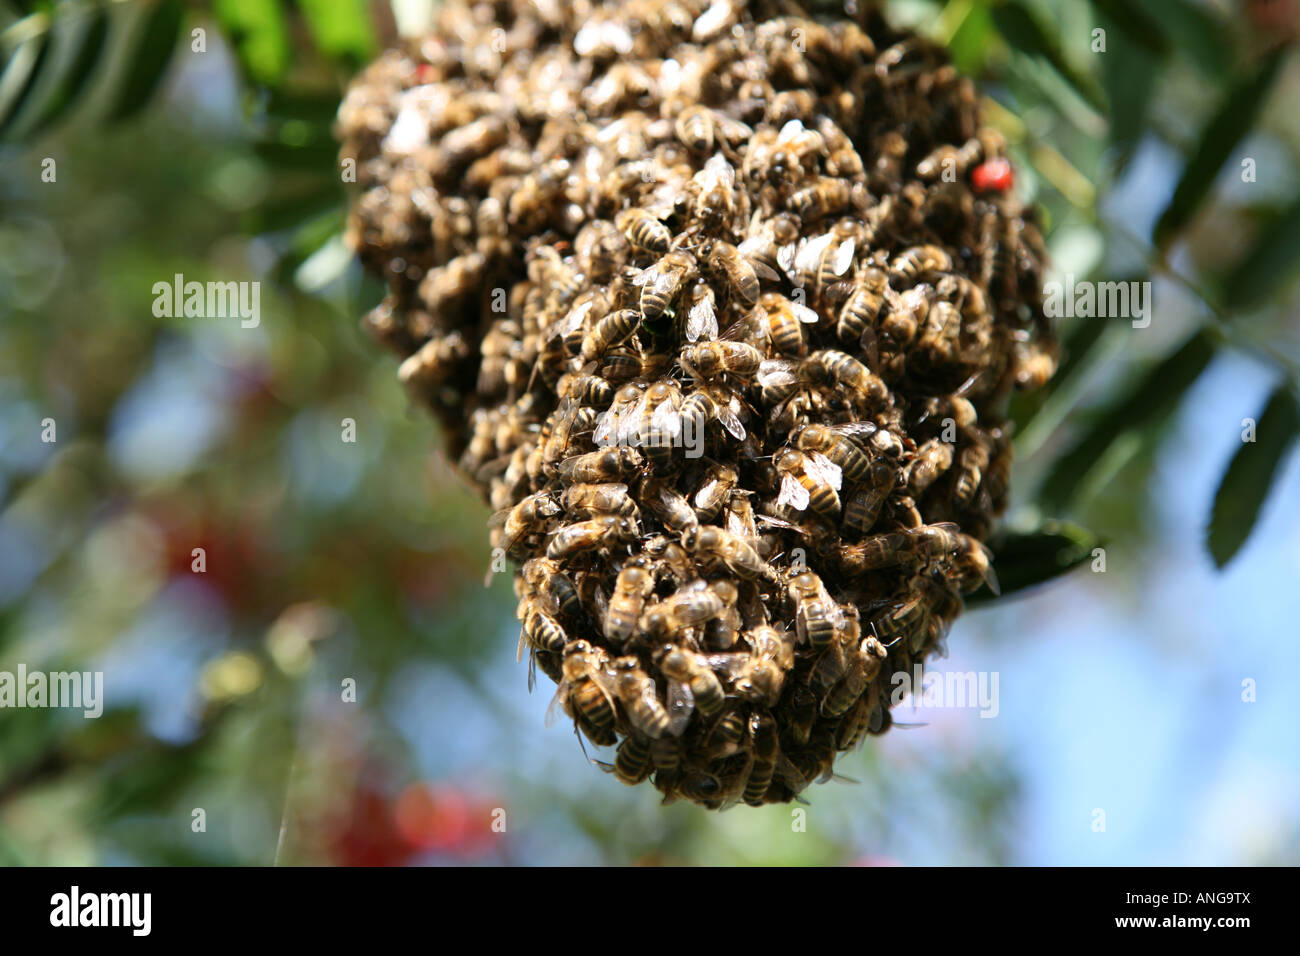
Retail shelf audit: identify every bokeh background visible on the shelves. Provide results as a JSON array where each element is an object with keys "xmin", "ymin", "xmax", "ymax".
[{"xmin": 1, "ymin": 0, "xmax": 1298, "ymax": 865}]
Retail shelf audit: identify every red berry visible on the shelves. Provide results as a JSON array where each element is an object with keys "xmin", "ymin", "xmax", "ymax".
[{"xmin": 972, "ymin": 157, "xmax": 1014, "ymax": 193}]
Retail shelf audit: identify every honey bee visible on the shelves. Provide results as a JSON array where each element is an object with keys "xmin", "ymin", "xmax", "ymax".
[
  {"xmin": 837, "ymin": 266, "xmax": 889, "ymax": 347},
  {"xmin": 640, "ymin": 577, "xmax": 737, "ymax": 638},
  {"xmin": 692, "ymin": 462, "xmax": 738, "ymax": 521},
  {"xmin": 518, "ymin": 606, "xmax": 567, "ymax": 692},
  {"xmin": 775, "ymin": 448, "xmax": 842, "ymax": 517},
  {"xmin": 704, "ymin": 704, "xmax": 748, "ymax": 759},
  {"xmin": 541, "ymin": 399, "xmax": 596, "ymax": 474},
  {"xmin": 562, "ymin": 482, "xmax": 638, "ymax": 519},
  {"xmin": 889, "ymin": 244, "xmax": 953, "ymax": 285},
  {"xmin": 742, "ymin": 713, "xmax": 779, "ymax": 805},
  {"xmin": 656, "ymin": 644, "xmax": 727, "ymax": 715},
  {"xmin": 612, "ymin": 734, "xmax": 653, "ymax": 784},
  {"xmin": 795, "ymin": 423, "xmax": 896, "ymax": 483},
  {"xmin": 580, "ymin": 309, "xmax": 640, "ymax": 363},
  {"xmin": 686, "ymin": 152, "xmax": 741, "ymax": 227},
  {"xmin": 907, "ymin": 439, "xmax": 955, "ymax": 497},
  {"xmin": 708, "ymin": 240, "xmax": 776, "ymax": 307},
  {"xmin": 520, "ymin": 557, "xmax": 584, "ymax": 623},
  {"xmin": 788, "ymin": 177, "xmax": 851, "ymax": 221},
  {"xmin": 681, "ymin": 525, "xmax": 777, "ymax": 584},
  {"xmin": 683, "ymin": 280, "xmax": 718, "ymax": 343},
  {"xmin": 679, "ymin": 340, "xmax": 763, "ymax": 380},
  {"xmin": 758, "ymin": 292, "xmax": 819, "ymax": 356},
  {"xmin": 492, "ymin": 490, "xmax": 562, "ymax": 559},
  {"xmin": 616, "ymin": 207, "xmax": 672, "ymax": 254},
  {"xmin": 546, "ymin": 514, "xmax": 639, "ymax": 560},
  {"xmin": 949, "ymin": 532, "xmax": 1000, "ymax": 595},
  {"xmin": 638, "ymin": 380, "xmax": 682, "ymax": 470},
  {"xmin": 557, "ymin": 446, "xmax": 643, "ymax": 483},
  {"xmin": 674, "ymin": 103, "xmax": 714, "ymax": 153},
  {"xmin": 639, "ymin": 477, "xmax": 700, "ymax": 534},
  {"xmin": 733, "ymin": 624, "xmax": 794, "ymax": 706},
  {"xmin": 787, "ymin": 570, "xmax": 843, "ymax": 649},
  {"xmin": 633, "ymin": 250, "xmax": 698, "ymax": 319},
  {"xmin": 612, "ymin": 655, "xmax": 672, "ymax": 739},
  {"xmin": 783, "ymin": 684, "xmax": 818, "ymax": 746},
  {"xmin": 870, "ymin": 588, "xmax": 930, "ymax": 647},
  {"xmin": 738, "ymin": 214, "xmax": 801, "ymax": 276},
  {"xmin": 547, "ymin": 639, "xmax": 617, "ymax": 746},
  {"xmin": 650, "ymin": 735, "xmax": 681, "ymax": 771},
  {"xmin": 805, "ymin": 349, "xmax": 888, "ymax": 407},
  {"xmin": 606, "ymin": 564, "xmax": 656, "ymax": 644},
  {"xmin": 951, "ymin": 441, "xmax": 988, "ymax": 509},
  {"xmin": 842, "ymin": 459, "xmax": 898, "ymax": 535}
]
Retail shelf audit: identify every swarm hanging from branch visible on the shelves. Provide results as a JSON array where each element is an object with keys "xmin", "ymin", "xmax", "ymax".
[{"xmin": 338, "ymin": 0, "xmax": 1055, "ymax": 808}]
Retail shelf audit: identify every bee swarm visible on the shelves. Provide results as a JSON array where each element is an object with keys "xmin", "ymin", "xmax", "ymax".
[{"xmin": 339, "ymin": 0, "xmax": 1055, "ymax": 808}]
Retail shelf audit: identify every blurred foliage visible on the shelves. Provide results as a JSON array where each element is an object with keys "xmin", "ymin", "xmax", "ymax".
[{"xmin": 1, "ymin": 0, "xmax": 1298, "ymax": 865}]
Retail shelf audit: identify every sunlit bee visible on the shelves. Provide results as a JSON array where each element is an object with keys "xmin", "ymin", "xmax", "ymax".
[
  {"xmin": 558, "ymin": 372, "xmax": 614, "ymax": 409},
  {"xmin": 805, "ymin": 350, "xmax": 888, "ymax": 407},
  {"xmin": 650, "ymin": 735, "xmax": 681, "ymax": 771},
  {"xmin": 738, "ymin": 215, "xmax": 801, "ymax": 276},
  {"xmin": 680, "ymin": 340, "xmax": 763, "ymax": 380},
  {"xmin": 732, "ymin": 624, "xmax": 793, "ymax": 707},
  {"xmin": 522, "ymin": 606, "xmax": 567, "ymax": 654},
  {"xmin": 493, "ymin": 490, "xmax": 562, "ymax": 559},
  {"xmin": 889, "ymin": 244, "xmax": 953, "ymax": 285},
  {"xmin": 787, "ymin": 570, "xmax": 840, "ymax": 649},
  {"xmin": 615, "ymin": 207, "xmax": 671, "ymax": 253},
  {"xmin": 634, "ymin": 251, "xmax": 697, "ymax": 319},
  {"xmin": 613, "ymin": 656, "xmax": 672, "ymax": 739},
  {"xmin": 705, "ymin": 705, "xmax": 748, "ymax": 759},
  {"xmin": 605, "ymin": 565, "xmax": 656, "ymax": 644},
  {"xmin": 639, "ymin": 381, "xmax": 682, "ymax": 471},
  {"xmin": 759, "ymin": 292, "xmax": 819, "ymax": 356},
  {"xmin": 837, "ymin": 266, "xmax": 889, "ymax": 346},
  {"xmin": 656, "ymin": 644, "xmax": 726, "ymax": 715},
  {"xmin": 788, "ymin": 177, "xmax": 851, "ymax": 221},
  {"xmin": 709, "ymin": 240, "xmax": 776, "ymax": 307},
  {"xmin": 742, "ymin": 713, "xmax": 780, "ymax": 806},
  {"xmin": 557, "ymin": 446, "xmax": 643, "ymax": 483},
  {"xmin": 950, "ymin": 533, "xmax": 1000, "ymax": 595},
  {"xmin": 692, "ymin": 461, "xmax": 737, "ymax": 522},
  {"xmin": 681, "ymin": 525, "xmax": 777, "ymax": 584},
  {"xmin": 545, "ymin": 514, "xmax": 639, "ymax": 560},
  {"xmin": 871, "ymin": 590, "xmax": 929, "ymax": 644},
  {"xmin": 639, "ymin": 577, "xmax": 736, "ymax": 638},
  {"xmin": 562, "ymin": 482, "xmax": 639, "ymax": 519},
  {"xmin": 907, "ymin": 438, "xmax": 954, "ymax": 497},
  {"xmin": 683, "ymin": 280, "xmax": 718, "ymax": 343},
  {"xmin": 580, "ymin": 309, "xmax": 640, "ymax": 363},
  {"xmin": 541, "ymin": 399, "xmax": 595, "ymax": 474},
  {"xmin": 547, "ymin": 639, "xmax": 617, "ymax": 746},
  {"xmin": 775, "ymin": 448, "xmax": 842, "ymax": 517},
  {"xmin": 952, "ymin": 441, "xmax": 989, "ymax": 509},
  {"xmin": 520, "ymin": 557, "xmax": 583, "ymax": 622},
  {"xmin": 675, "ymin": 103, "xmax": 715, "ymax": 153},
  {"xmin": 795, "ymin": 423, "xmax": 888, "ymax": 483}
]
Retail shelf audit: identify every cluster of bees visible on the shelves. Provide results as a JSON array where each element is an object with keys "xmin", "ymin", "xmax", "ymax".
[{"xmin": 338, "ymin": 0, "xmax": 1055, "ymax": 808}]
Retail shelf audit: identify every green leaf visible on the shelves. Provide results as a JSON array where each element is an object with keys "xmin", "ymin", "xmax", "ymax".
[
  {"xmin": 1094, "ymin": 10, "xmax": 1159, "ymax": 174},
  {"xmin": 105, "ymin": 0, "xmax": 183, "ymax": 122},
  {"xmin": 1162, "ymin": 0, "xmax": 1232, "ymax": 79},
  {"xmin": 214, "ymin": 0, "xmax": 292, "ymax": 87},
  {"xmin": 293, "ymin": 0, "xmax": 376, "ymax": 68},
  {"xmin": 1153, "ymin": 48, "xmax": 1288, "ymax": 251},
  {"xmin": 1222, "ymin": 196, "xmax": 1300, "ymax": 311},
  {"xmin": 967, "ymin": 521, "xmax": 1101, "ymax": 606},
  {"xmin": 0, "ymin": 13, "xmax": 50, "ymax": 136},
  {"xmin": 1206, "ymin": 386, "xmax": 1300, "ymax": 568},
  {"xmin": 1039, "ymin": 328, "xmax": 1218, "ymax": 512},
  {"xmin": 9, "ymin": 3, "xmax": 109, "ymax": 138},
  {"xmin": 991, "ymin": 1, "xmax": 1106, "ymax": 113},
  {"xmin": 1089, "ymin": 0, "xmax": 1170, "ymax": 58}
]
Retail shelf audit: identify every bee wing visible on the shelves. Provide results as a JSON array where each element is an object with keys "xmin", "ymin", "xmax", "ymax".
[
  {"xmin": 859, "ymin": 323, "xmax": 881, "ymax": 373},
  {"xmin": 807, "ymin": 451, "xmax": 843, "ymax": 491},
  {"xmin": 828, "ymin": 420, "xmax": 882, "ymax": 447},
  {"xmin": 620, "ymin": 392, "xmax": 650, "ymax": 445},
  {"xmin": 778, "ymin": 472, "xmax": 810, "ymax": 511},
  {"xmin": 545, "ymin": 679, "xmax": 571, "ymax": 728},
  {"xmin": 694, "ymin": 478, "xmax": 719, "ymax": 510},
  {"xmin": 830, "ymin": 237, "xmax": 856, "ymax": 276},
  {"xmin": 666, "ymin": 680, "xmax": 695, "ymax": 737},
  {"xmin": 791, "ymin": 300, "xmax": 820, "ymax": 324},
  {"xmin": 527, "ymin": 649, "xmax": 538, "ymax": 694},
  {"xmin": 702, "ymin": 152, "xmax": 734, "ymax": 189},
  {"xmin": 750, "ymin": 259, "xmax": 781, "ymax": 282},
  {"xmin": 651, "ymin": 396, "xmax": 682, "ymax": 440},
  {"xmin": 686, "ymin": 294, "xmax": 718, "ymax": 342},
  {"xmin": 795, "ymin": 233, "xmax": 835, "ymax": 279},
  {"xmin": 703, "ymin": 651, "xmax": 750, "ymax": 678},
  {"xmin": 756, "ymin": 359, "xmax": 797, "ymax": 389},
  {"xmin": 715, "ymin": 398, "xmax": 747, "ymax": 440},
  {"xmin": 776, "ymin": 242, "xmax": 799, "ymax": 279},
  {"xmin": 592, "ymin": 408, "xmax": 619, "ymax": 447}
]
